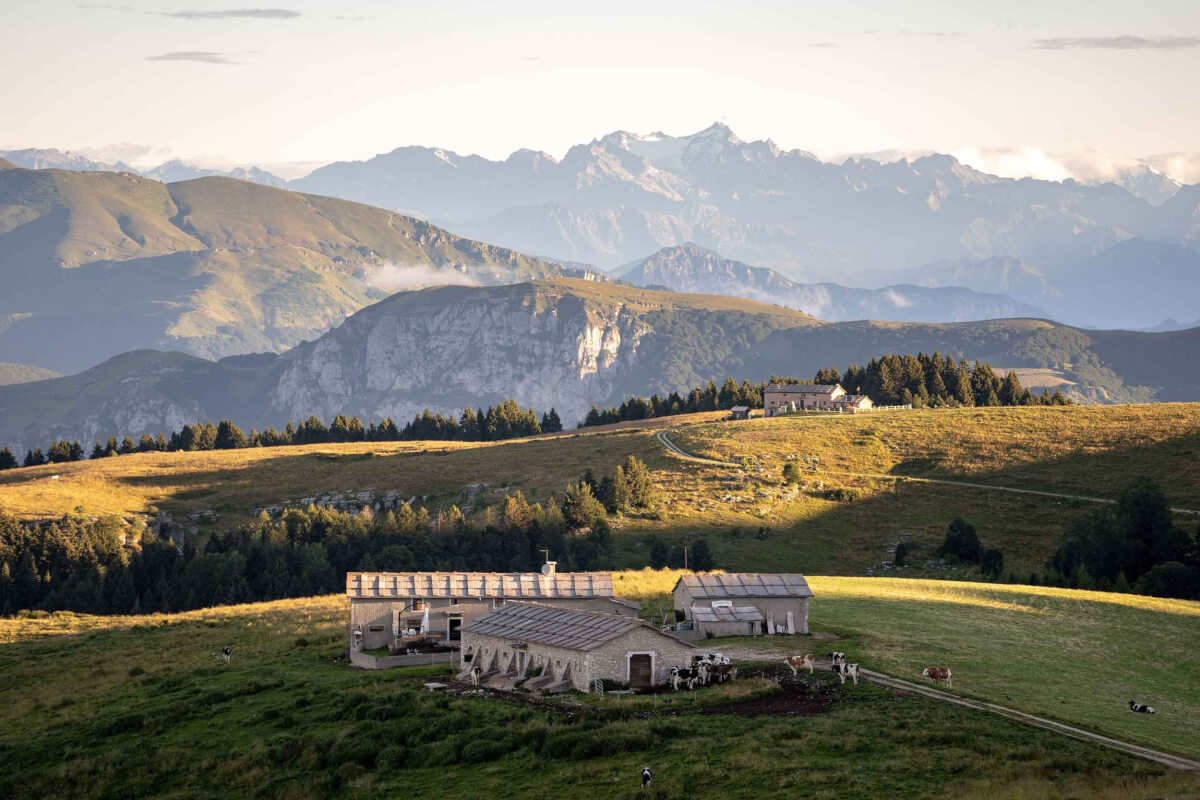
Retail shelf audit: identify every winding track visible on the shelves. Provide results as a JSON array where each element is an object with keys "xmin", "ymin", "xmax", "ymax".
[
  {"xmin": 858, "ymin": 669, "xmax": 1200, "ymax": 772},
  {"xmin": 659, "ymin": 426, "xmax": 1200, "ymax": 770},
  {"xmin": 654, "ymin": 430, "xmax": 1200, "ymax": 516}
]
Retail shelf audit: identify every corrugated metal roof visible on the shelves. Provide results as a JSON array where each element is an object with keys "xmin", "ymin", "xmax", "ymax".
[
  {"xmin": 764, "ymin": 384, "xmax": 842, "ymax": 394},
  {"xmin": 346, "ymin": 571, "xmax": 619, "ymax": 600},
  {"xmin": 677, "ymin": 573, "xmax": 814, "ymax": 599},
  {"xmin": 690, "ymin": 605, "xmax": 764, "ymax": 623},
  {"xmin": 460, "ymin": 602, "xmax": 651, "ymax": 651}
]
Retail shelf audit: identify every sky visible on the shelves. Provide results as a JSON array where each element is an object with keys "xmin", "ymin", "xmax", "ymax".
[{"xmin": 3, "ymin": 0, "xmax": 1199, "ymax": 180}]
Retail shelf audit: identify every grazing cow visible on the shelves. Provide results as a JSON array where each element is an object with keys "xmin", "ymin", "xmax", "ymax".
[
  {"xmin": 828, "ymin": 651, "xmax": 846, "ymax": 665},
  {"xmin": 470, "ymin": 666, "xmax": 481, "ymax": 686},
  {"xmin": 785, "ymin": 654, "xmax": 816, "ymax": 676},
  {"xmin": 922, "ymin": 667, "xmax": 952, "ymax": 688},
  {"xmin": 641, "ymin": 767, "xmax": 653, "ymax": 791},
  {"xmin": 710, "ymin": 663, "xmax": 738, "ymax": 684},
  {"xmin": 221, "ymin": 646, "xmax": 232, "ymax": 663},
  {"xmin": 1129, "ymin": 701, "xmax": 1155, "ymax": 714},
  {"xmin": 670, "ymin": 666, "xmax": 700, "ymax": 691},
  {"xmin": 833, "ymin": 662, "xmax": 859, "ymax": 685}
]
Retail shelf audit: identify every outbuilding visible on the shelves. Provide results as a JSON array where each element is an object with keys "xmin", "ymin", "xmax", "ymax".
[
  {"xmin": 674, "ymin": 573, "xmax": 813, "ymax": 636},
  {"xmin": 459, "ymin": 601, "xmax": 695, "ymax": 692},
  {"xmin": 729, "ymin": 405, "xmax": 751, "ymax": 420},
  {"xmin": 347, "ymin": 564, "xmax": 640, "ymax": 652}
]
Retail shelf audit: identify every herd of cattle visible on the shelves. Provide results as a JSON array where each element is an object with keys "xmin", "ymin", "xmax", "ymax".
[
  {"xmin": 669, "ymin": 653, "xmax": 738, "ymax": 690},
  {"xmin": 785, "ymin": 651, "xmax": 954, "ymax": 688}
]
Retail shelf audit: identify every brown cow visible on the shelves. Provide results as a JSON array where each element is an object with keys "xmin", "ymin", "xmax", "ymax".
[
  {"xmin": 785, "ymin": 654, "xmax": 816, "ymax": 676},
  {"xmin": 922, "ymin": 667, "xmax": 952, "ymax": 688}
]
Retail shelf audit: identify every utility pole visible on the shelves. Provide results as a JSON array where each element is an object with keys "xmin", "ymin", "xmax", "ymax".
[{"xmin": 684, "ymin": 546, "xmax": 688, "ymax": 570}]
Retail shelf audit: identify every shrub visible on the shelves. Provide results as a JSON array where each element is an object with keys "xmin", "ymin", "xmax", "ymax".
[
  {"xmin": 938, "ymin": 518, "xmax": 983, "ymax": 562},
  {"xmin": 894, "ymin": 542, "xmax": 908, "ymax": 567},
  {"xmin": 127, "ymin": 666, "xmax": 145, "ymax": 677}
]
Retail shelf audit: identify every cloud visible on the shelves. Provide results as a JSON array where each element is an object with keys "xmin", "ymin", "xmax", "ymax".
[
  {"xmin": 161, "ymin": 8, "xmax": 300, "ymax": 19},
  {"xmin": 882, "ymin": 289, "xmax": 915, "ymax": 309},
  {"xmin": 79, "ymin": 142, "xmax": 173, "ymax": 168},
  {"xmin": 366, "ymin": 263, "xmax": 480, "ymax": 293},
  {"xmin": 951, "ymin": 146, "xmax": 1073, "ymax": 181},
  {"xmin": 146, "ymin": 51, "xmax": 239, "ymax": 64},
  {"xmin": 1032, "ymin": 35, "xmax": 1200, "ymax": 50},
  {"xmin": 1141, "ymin": 153, "xmax": 1200, "ymax": 185}
]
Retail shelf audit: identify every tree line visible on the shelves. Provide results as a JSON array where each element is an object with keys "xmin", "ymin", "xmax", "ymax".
[
  {"xmin": 0, "ymin": 457, "xmax": 656, "ymax": 616},
  {"xmin": 0, "ymin": 400, "xmax": 564, "ymax": 472},
  {"xmin": 813, "ymin": 353, "xmax": 1070, "ymax": 408},
  {"xmin": 577, "ymin": 354, "xmax": 1068, "ymax": 430},
  {"xmin": 581, "ymin": 377, "xmax": 765, "ymax": 427}
]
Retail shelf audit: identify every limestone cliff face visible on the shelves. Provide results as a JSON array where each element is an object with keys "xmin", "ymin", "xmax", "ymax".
[{"xmin": 269, "ymin": 284, "xmax": 652, "ymax": 427}]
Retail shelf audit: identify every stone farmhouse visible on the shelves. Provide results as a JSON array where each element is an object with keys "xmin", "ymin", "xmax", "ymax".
[
  {"xmin": 459, "ymin": 601, "xmax": 695, "ymax": 691},
  {"xmin": 346, "ymin": 564, "xmax": 640, "ymax": 652},
  {"xmin": 763, "ymin": 383, "xmax": 874, "ymax": 416},
  {"xmin": 674, "ymin": 573, "xmax": 813, "ymax": 637}
]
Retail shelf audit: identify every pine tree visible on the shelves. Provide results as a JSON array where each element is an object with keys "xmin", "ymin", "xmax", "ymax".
[
  {"xmin": 90, "ymin": 440, "xmax": 105, "ymax": 460},
  {"xmin": 0, "ymin": 447, "xmax": 16, "ymax": 470},
  {"xmin": 562, "ymin": 482, "xmax": 607, "ymax": 531},
  {"xmin": 119, "ymin": 437, "xmax": 136, "ymax": 455},
  {"xmin": 622, "ymin": 456, "xmax": 655, "ymax": 508},
  {"xmin": 214, "ymin": 420, "xmax": 248, "ymax": 450},
  {"xmin": 541, "ymin": 408, "xmax": 563, "ymax": 434}
]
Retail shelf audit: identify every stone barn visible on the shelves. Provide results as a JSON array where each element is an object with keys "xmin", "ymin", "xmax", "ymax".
[
  {"xmin": 674, "ymin": 573, "xmax": 813, "ymax": 636},
  {"xmin": 763, "ymin": 384, "xmax": 846, "ymax": 415},
  {"xmin": 459, "ymin": 602, "xmax": 695, "ymax": 692},
  {"xmin": 347, "ymin": 564, "xmax": 640, "ymax": 651}
]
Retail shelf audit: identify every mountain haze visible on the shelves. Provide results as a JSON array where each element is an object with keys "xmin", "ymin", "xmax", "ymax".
[
  {"xmin": 621, "ymin": 244, "xmax": 1047, "ymax": 323},
  {"xmin": 0, "ymin": 165, "xmax": 601, "ymax": 372},
  {"xmin": 292, "ymin": 123, "xmax": 1196, "ymax": 286}
]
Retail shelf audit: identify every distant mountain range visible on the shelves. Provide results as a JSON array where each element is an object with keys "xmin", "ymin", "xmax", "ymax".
[
  {"xmin": 0, "ymin": 162, "xmax": 600, "ymax": 373},
  {"xmin": 621, "ymin": 244, "xmax": 1047, "ymax": 323},
  {"xmin": 289, "ymin": 123, "xmax": 1199, "ymax": 282},
  {"xmin": 2, "ymin": 279, "xmax": 1197, "ymax": 453},
  {"xmin": 10, "ymin": 130, "xmax": 1199, "ymax": 331},
  {"xmin": 0, "ymin": 148, "xmax": 287, "ymax": 187}
]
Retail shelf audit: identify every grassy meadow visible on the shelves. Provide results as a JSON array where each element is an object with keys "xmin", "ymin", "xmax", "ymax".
[
  {"xmin": 2, "ymin": 404, "xmax": 1199, "ymax": 579},
  {"xmin": 3, "ymin": 581, "xmax": 1199, "ymax": 799},
  {"xmin": 615, "ymin": 570, "xmax": 1200, "ymax": 761}
]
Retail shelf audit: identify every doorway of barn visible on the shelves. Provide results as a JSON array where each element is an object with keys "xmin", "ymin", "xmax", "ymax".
[
  {"xmin": 628, "ymin": 654, "xmax": 652, "ymax": 687},
  {"xmin": 448, "ymin": 617, "xmax": 462, "ymax": 641}
]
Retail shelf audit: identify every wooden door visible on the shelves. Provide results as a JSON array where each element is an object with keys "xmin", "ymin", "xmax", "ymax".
[{"xmin": 629, "ymin": 654, "xmax": 652, "ymax": 687}]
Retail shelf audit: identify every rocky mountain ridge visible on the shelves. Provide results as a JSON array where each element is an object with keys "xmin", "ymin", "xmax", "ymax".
[
  {"xmin": 1, "ymin": 280, "xmax": 1196, "ymax": 454},
  {"xmin": 621, "ymin": 243, "xmax": 1048, "ymax": 323}
]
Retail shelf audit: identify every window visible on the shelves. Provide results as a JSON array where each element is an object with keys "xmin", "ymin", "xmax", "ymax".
[
  {"xmin": 493, "ymin": 599, "xmax": 506, "ymax": 608},
  {"xmin": 410, "ymin": 598, "xmax": 425, "ymax": 611},
  {"xmin": 449, "ymin": 598, "xmax": 459, "ymax": 606}
]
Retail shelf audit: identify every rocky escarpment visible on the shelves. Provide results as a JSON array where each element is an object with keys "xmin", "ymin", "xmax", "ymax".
[{"xmin": 269, "ymin": 283, "xmax": 655, "ymax": 427}]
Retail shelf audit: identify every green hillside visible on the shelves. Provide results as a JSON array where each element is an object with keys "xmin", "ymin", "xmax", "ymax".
[
  {"xmin": 0, "ymin": 168, "xmax": 585, "ymax": 371},
  {"xmin": 1, "ymin": 586, "xmax": 1196, "ymax": 800}
]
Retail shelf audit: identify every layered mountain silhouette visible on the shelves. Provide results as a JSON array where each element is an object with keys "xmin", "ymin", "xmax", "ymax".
[
  {"xmin": 0, "ymin": 162, "xmax": 600, "ymax": 372},
  {"xmin": 621, "ymin": 244, "xmax": 1047, "ymax": 323},
  {"xmin": 292, "ymin": 124, "xmax": 1197, "ymax": 282}
]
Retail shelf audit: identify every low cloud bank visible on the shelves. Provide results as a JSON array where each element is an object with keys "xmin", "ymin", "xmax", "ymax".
[{"xmin": 366, "ymin": 263, "xmax": 481, "ymax": 292}]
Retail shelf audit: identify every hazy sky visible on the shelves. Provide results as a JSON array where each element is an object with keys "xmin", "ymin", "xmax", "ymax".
[{"xmin": 3, "ymin": 0, "xmax": 1199, "ymax": 177}]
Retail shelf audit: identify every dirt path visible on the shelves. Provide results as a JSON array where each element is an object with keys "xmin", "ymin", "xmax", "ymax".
[
  {"xmin": 858, "ymin": 669, "xmax": 1200, "ymax": 772},
  {"xmin": 655, "ymin": 430, "xmax": 1200, "ymax": 516}
]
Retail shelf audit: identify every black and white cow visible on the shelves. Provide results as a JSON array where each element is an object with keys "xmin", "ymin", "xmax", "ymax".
[
  {"xmin": 1129, "ymin": 701, "xmax": 1155, "ymax": 714},
  {"xmin": 670, "ymin": 666, "xmax": 700, "ymax": 691},
  {"xmin": 641, "ymin": 767, "xmax": 653, "ymax": 790},
  {"xmin": 833, "ymin": 662, "xmax": 859, "ymax": 685},
  {"xmin": 221, "ymin": 646, "xmax": 232, "ymax": 663}
]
